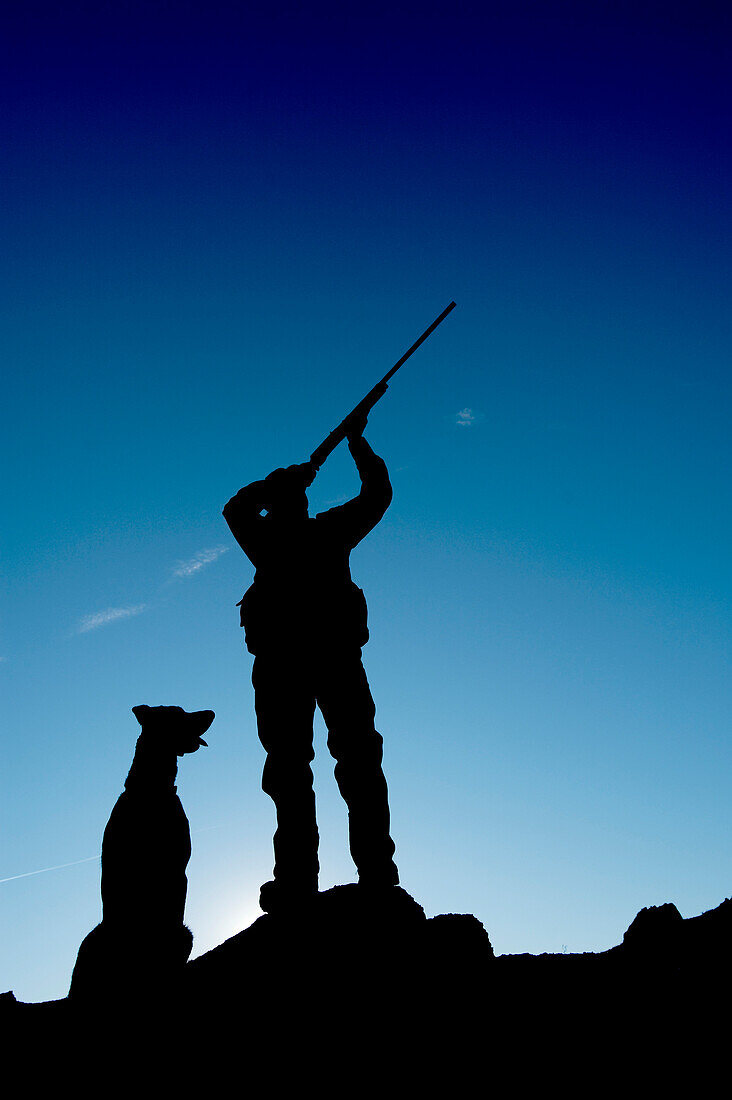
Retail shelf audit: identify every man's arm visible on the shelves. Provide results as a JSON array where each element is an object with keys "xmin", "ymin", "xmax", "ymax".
[
  {"xmin": 318, "ymin": 415, "xmax": 392, "ymax": 546},
  {"xmin": 223, "ymin": 462, "xmax": 316, "ymax": 558},
  {"xmin": 222, "ymin": 479, "xmax": 269, "ymax": 559}
]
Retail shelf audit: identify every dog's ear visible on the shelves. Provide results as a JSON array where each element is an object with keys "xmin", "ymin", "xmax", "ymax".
[{"xmin": 132, "ymin": 704, "xmax": 150, "ymax": 725}]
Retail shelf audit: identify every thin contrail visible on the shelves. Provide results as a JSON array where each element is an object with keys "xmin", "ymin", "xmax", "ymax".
[
  {"xmin": 0, "ymin": 824, "xmax": 223, "ymax": 885},
  {"xmin": 0, "ymin": 855, "xmax": 100, "ymax": 884}
]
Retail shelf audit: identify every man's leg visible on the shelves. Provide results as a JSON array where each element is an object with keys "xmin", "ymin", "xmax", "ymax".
[
  {"xmin": 316, "ymin": 650, "xmax": 399, "ymax": 887},
  {"xmin": 252, "ymin": 654, "xmax": 319, "ymax": 899}
]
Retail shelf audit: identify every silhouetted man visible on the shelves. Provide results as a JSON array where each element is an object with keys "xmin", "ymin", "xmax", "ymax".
[{"xmin": 223, "ymin": 414, "xmax": 399, "ymax": 911}]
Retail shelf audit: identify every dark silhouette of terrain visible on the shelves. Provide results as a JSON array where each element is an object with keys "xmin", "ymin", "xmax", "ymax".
[
  {"xmin": 223, "ymin": 413, "xmax": 399, "ymax": 911},
  {"xmin": 67, "ymin": 704, "xmax": 214, "ymax": 1006},
  {"xmin": 4, "ymin": 888, "xmax": 727, "ymax": 1087}
]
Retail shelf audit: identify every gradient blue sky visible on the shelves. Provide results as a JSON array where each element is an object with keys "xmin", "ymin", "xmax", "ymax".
[{"xmin": 2, "ymin": 1, "xmax": 730, "ymax": 1001}]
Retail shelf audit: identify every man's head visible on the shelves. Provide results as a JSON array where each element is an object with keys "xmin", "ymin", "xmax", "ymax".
[{"xmin": 263, "ymin": 464, "xmax": 313, "ymax": 520}]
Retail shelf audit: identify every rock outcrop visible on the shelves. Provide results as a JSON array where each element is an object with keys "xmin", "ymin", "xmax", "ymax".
[{"xmin": 3, "ymin": 889, "xmax": 728, "ymax": 1087}]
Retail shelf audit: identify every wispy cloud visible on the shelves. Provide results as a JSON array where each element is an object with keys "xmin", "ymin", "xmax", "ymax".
[
  {"xmin": 172, "ymin": 545, "xmax": 230, "ymax": 579},
  {"xmin": 77, "ymin": 604, "xmax": 147, "ymax": 634},
  {"xmin": 455, "ymin": 407, "xmax": 482, "ymax": 427}
]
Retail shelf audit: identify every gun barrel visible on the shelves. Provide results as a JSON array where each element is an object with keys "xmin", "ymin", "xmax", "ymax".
[
  {"xmin": 379, "ymin": 300, "xmax": 456, "ymax": 387},
  {"xmin": 310, "ymin": 301, "xmax": 456, "ymax": 469}
]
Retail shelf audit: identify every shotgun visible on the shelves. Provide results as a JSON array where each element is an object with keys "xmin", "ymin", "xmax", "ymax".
[{"xmin": 309, "ymin": 301, "xmax": 456, "ymax": 470}]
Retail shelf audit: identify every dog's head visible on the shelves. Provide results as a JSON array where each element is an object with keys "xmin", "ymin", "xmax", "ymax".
[{"xmin": 132, "ymin": 705, "xmax": 215, "ymax": 754}]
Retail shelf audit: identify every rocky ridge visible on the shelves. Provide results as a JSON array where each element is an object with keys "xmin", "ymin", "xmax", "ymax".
[{"xmin": 4, "ymin": 888, "xmax": 728, "ymax": 1086}]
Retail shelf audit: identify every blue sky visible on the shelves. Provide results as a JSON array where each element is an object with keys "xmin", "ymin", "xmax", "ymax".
[{"xmin": 2, "ymin": 1, "xmax": 731, "ymax": 1001}]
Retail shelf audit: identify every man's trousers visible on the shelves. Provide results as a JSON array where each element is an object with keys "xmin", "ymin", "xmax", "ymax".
[{"xmin": 251, "ymin": 647, "xmax": 398, "ymax": 888}]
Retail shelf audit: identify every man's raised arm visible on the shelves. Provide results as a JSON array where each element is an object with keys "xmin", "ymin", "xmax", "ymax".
[
  {"xmin": 319, "ymin": 414, "xmax": 392, "ymax": 546},
  {"xmin": 222, "ymin": 479, "xmax": 269, "ymax": 558}
]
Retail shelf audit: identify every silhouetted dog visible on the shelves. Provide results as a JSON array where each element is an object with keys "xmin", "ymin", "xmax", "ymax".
[{"xmin": 68, "ymin": 705, "xmax": 214, "ymax": 1005}]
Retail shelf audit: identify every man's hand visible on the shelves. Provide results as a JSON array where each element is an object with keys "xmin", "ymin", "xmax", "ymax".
[
  {"xmin": 261, "ymin": 462, "xmax": 316, "ymax": 510},
  {"xmin": 265, "ymin": 463, "xmax": 316, "ymax": 490},
  {"xmin": 344, "ymin": 410, "xmax": 369, "ymax": 441},
  {"xmin": 297, "ymin": 461, "xmax": 317, "ymax": 488}
]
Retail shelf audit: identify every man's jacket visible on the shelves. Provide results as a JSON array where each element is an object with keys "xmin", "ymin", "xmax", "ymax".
[{"xmin": 223, "ymin": 438, "xmax": 392, "ymax": 653}]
